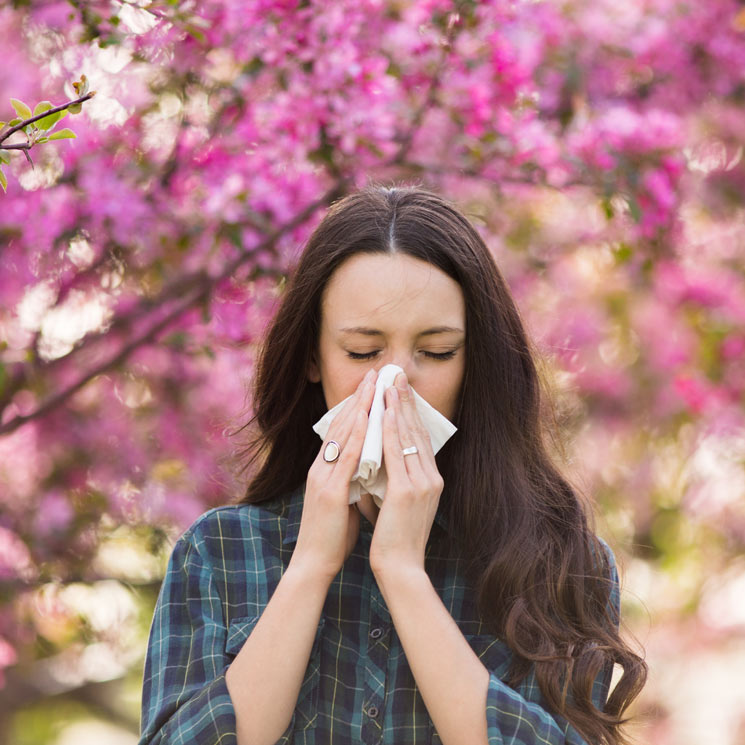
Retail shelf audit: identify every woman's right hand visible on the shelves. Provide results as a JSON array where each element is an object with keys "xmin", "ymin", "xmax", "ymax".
[{"xmin": 290, "ymin": 368, "xmax": 377, "ymax": 583}]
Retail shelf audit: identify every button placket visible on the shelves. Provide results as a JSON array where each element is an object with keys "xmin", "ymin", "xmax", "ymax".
[{"xmin": 362, "ymin": 585, "xmax": 388, "ymax": 744}]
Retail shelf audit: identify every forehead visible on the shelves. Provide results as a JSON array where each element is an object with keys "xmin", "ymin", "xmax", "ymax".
[{"xmin": 321, "ymin": 252, "xmax": 465, "ymax": 327}]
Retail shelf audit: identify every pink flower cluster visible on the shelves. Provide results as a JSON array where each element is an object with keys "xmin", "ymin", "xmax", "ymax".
[{"xmin": 0, "ymin": 0, "xmax": 744, "ymax": 699}]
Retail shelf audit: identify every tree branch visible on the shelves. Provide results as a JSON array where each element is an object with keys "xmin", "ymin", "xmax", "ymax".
[
  {"xmin": 388, "ymin": 8, "xmax": 463, "ymax": 167},
  {"xmin": 113, "ymin": 0, "xmax": 169, "ymax": 21},
  {"xmin": 0, "ymin": 92, "xmax": 95, "ymax": 145},
  {"xmin": 398, "ymin": 159, "xmax": 588, "ymax": 191},
  {"xmin": 0, "ymin": 178, "xmax": 349, "ymax": 435}
]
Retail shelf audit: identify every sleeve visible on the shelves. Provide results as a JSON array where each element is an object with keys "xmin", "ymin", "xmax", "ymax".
[
  {"xmin": 484, "ymin": 539, "xmax": 621, "ymax": 745},
  {"xmin": 138, "ymin": 530, "xmax": 238, "ymax": 745},
  {"xmin": 138, "ymin": 527, "xmax": 301, "ymax": 745}
]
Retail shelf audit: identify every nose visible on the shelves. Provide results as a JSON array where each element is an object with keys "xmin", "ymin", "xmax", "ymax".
[{"xmin": 381, "ymin": 356, "xmax": 415, "ymax": 388}]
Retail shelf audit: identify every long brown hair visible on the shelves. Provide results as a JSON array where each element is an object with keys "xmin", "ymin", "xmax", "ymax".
[{"xmin": 234, "ymin": 184, "xmax": 647, "ymax": 744}]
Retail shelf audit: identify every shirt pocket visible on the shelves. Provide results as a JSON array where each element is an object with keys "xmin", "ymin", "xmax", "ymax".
[
  {"xmin": 430, "ymin": 623, "xmax": 512, "ymax": 744},
  {"xmin": 226, "ymin": 615, "xmax": 326, "ymax": 733},
  {"xmin": 455, "ymin": 620, "xmax": 510, "ymax": 671}
]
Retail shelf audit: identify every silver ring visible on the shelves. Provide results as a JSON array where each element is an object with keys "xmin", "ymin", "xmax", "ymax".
[
  {"xmin": 402, "ymin": 446, "xmax": 418, "ymax": 456},
  {"xmin": 323, "ymin": 440, "xmax": 341, "ymax": 463}
]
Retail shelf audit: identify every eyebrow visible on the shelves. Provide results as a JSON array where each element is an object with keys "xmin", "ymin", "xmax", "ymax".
[{"xmin": 339, "ymin": 326, "xmax": 465, "ymax": 337}]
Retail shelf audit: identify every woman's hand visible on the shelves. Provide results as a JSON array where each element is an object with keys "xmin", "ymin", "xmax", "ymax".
[
  {"xmin": 290, "ymin": 368, "xmax": 377, "ymax": 583},
  {"xmin": 369, "ymin": 372, "xmax": 444, "ymax": 576}
]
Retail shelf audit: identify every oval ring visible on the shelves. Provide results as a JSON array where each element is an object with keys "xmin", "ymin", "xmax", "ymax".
[
  {"xmin": 402, "ymin": 446, "xmax": 419, "ymax": 456},
  {"xmin": 323, "ymin": 440, "xmax": 341, "ymax": 463}
]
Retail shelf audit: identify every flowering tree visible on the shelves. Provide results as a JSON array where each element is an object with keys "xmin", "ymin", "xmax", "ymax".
[{"xmin": 1, "ymin": 0, "xmax": 744, "ymax": 741}]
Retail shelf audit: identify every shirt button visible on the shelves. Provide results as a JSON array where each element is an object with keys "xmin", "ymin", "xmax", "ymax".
[
  {"xmin": 370, "ymin": 627, "xmax": 383, "ymax": 639},
  {"xmin": 367, "ymin": 705, "xmax": 379, "ymax": 718}
]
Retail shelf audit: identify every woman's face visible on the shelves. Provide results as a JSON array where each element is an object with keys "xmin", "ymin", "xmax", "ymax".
[{"xmin": 308, "ymin": 252, "xmax": 466, "ymax": 421}]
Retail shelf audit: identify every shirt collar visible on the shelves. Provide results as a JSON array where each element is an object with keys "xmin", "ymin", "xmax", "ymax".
[{"xmin": 282, "ymin": 482, "xmax": 449, "ymax": 545}]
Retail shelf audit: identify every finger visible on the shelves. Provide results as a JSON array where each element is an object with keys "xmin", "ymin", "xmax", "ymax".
[
  {"xmin": 309, "ymin": 410, "xmax": 368, "ymax": 510},
  {"xmin": 325, "ymin": 369, "xmax": 375, "ymax": 438},
  {"xmin": 392, "ymin": 373, "xmax": 434, "ymax": 462},
  {"xmin": 316, "ymin": 371, "xmax": 376, "ymax": 466},
  {"xmin": 327, "ymin": 407, "xmax": 369, "ymax": 486},
  {"xmin": 317, "ymin": 372, "xmax": 377, "ymax": 483},
  {"xmin": 386, "ymin": 385, "xmax": 427, "ymax": 481},
  {"xmin": 381, "ymin": 399, "xmax": 409, "ymax": 486},
  {"xmin": 389, "ymin": 377, "xmax": 431, "ymax": 464}
]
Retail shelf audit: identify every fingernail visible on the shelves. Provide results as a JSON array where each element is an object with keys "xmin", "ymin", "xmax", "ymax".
[{"xmin": 396, "ymin": 372, "xmax": 408, "ymax": 391}]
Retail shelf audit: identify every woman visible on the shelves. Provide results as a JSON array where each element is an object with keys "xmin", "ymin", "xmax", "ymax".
[{"xmin": 139, "ymin": 185, "xmax": 647, "ymax": 745}]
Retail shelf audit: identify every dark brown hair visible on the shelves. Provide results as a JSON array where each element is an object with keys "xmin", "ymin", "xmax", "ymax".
[{"xmin": 235, "ymin": 184, "xmax": 647, "ymax": 744}]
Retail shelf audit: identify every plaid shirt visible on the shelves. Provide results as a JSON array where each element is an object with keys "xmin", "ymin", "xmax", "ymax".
[{"xmin": 140, "ymin": 483, "xmax": 619, "ymax": 745}]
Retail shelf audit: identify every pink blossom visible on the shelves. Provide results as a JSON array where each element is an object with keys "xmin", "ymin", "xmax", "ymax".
[
  {"xmin": 642, "ymin": 168, "xmax": 676, "ymax": 211},
  {"xmin": 673, "ymin": 374, "xmax": 732, "ymax": 416},
  {"xmin": 576, "ymin": 367, "xmax": 633, "ymax": 399},
  {"xmin": 655, "ymin": 260, "xmax": 745, "ymax": 323},
  {"xmin": 33, "ymin": 491, "xmax": 74, "ymax": 537},
  {"xmin": 631, "ymin": 297, "xmax": 696, "ymax": 373},
  {"xmin": 721, "ymin": 336, "xmax": 745, "ymax": 361},
  {"xmin": 0, "ymin": 527, "xmax": 35, "ymax": 582},
  {"xmin": 1, "ymin": 5, "xmax": 745, "ymax": 729}
]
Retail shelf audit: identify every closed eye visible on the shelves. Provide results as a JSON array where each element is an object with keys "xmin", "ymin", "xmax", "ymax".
[{"xmin": 346, "ymin": 350, "xmax": 458, "ymax": 361}]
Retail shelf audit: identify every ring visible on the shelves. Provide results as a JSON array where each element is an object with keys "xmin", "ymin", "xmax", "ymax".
[
  {"xmin": 402, "ymin": 446, "xmax": 419, "ymax": 456},
  {"xmin": 323, "ymin": 440, "xmax": 341, "ymax": 463}
]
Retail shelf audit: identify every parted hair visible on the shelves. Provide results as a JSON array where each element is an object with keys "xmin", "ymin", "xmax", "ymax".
[{"xmin": 234, "ymin": 184, "xmax": 647, "ymax": 745}]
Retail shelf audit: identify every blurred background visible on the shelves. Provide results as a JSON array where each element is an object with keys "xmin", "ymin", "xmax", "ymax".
[{"xmin": 1, "ymin": 0, "xmax": 744, "ymax": 743}]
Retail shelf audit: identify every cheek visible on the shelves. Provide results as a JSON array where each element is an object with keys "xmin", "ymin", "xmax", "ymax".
[
  {"xmin": 417, "ymin": 369, "xmax": 463, "ymax": 419},
  {"xmin": 442, "ymin": 363, "xmax": 466, "ymax": 419},
  {"xmin": 322, "ymin": 358, "xmax": 367, "ymax": 408}
]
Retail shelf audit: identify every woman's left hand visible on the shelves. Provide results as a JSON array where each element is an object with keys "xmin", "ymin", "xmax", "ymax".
[{"xmin": 369, "ymin": 372, "xmax": 445, "ymax": 576}]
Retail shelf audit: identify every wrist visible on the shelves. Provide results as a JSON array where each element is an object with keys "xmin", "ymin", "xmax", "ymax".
[
  {"xmin": 373, "ymin": 564, "xmax": 430, "ymax": 611},
  {"xmin": 286, "ymin": 555, "xmax": 337, "ymax": 590},
  {"xmin": 371, "ymin": 561, "xmax": 427, "ymax": 585}
]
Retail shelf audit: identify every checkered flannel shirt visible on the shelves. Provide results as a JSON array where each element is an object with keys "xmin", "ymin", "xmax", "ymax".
[{"xmin": 139, "ymin": 483, "xmax": 620, "ymax": 744}]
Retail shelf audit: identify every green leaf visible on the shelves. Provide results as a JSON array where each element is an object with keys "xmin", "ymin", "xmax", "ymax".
[
  {"xmin": 67, "ymin": 103, "xmax": 82, "ymax": 115},
  {"xmin": 183, "ymin": 23, "xmax": 206, "ymax": 43},
  {"xmin": 36, "ymin": 136, "xmax": 49, "ymax": 143},
  {"xmin": 0, "ymin": 168, "xmax": 7, "ymax": 193},
  {"xmin": 37, "ymin": 109, "xmax": 66, "ymax": 131},
  {"xmin": 626, "ymin": 195, "xmax": 642, "ymax": 223},
  {"xmin": 32, "ymin": 101, "xmax": 67, "ymax": 131},
  {"xmin": 33, "ymin": 101, "xmax": 53, "ymax": 116},
  {"xmin": 0, "ymin": 121, "xmax": 5, "ymax": 129},
  {"xmin": 47, "ymin": 128, "xmax": 77, "ymax": 141},
  {"xmin": 10, "ymin": 98, "xmax": 32, "ymax": 120},
  {"xmin": 612, "ymin": 242, "xmax": 633, "ymax": 265},
  {"xmin": 0, "ymin": 151, "xmax": 9, "ymax": 165},
  {"xmin": 8, "ymin": 118, "xmax": 22, "ymax": 127},
  {"xmin": 164, "ymin": 331, "xmax": 186, "ymax": 349}
]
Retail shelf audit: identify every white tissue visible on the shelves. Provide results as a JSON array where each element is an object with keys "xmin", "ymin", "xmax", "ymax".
[{"xmin": 312, "ymin": 364, "xmax": 457, "ymax": 507}]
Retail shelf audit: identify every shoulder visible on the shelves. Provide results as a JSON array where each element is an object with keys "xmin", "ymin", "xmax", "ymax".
[
  {"xmin": 594, "ymin": 535, "xmax": 618, "ymax": 579},
  {"xmin": 170, "ymin": 493, "xmax": 296, "ymax": 565},
  {"xmin": 185, "ymin": 499, "xmax": 287, "ymax": 539}
]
